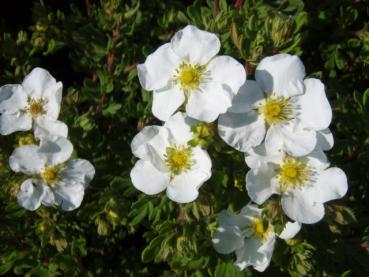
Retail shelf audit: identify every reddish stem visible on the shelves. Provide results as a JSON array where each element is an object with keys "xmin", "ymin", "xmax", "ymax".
[
  {"xmin": 214, "ymin": 0, "xmax": 219, "ymax": 16},
  {"xmin": 235, "ymin": 0, "xmax": 245, "ymax": 9}
]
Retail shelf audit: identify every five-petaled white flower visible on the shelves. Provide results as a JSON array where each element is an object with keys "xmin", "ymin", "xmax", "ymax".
[
  {"xmin": 0, "ymin": 67, "xmax": 67, "ymax": 138},
  {"xmin": 130, "ymin": 112, "xmax": 212, "ymax": 203},
  {"xmin": 245, "ymin": 145, "xmax": 348, "ymax": 224},
  {"xmin": 137, "ymin": 25, "xmax": 246, "ymax": 123},
  {"xmin": 9, "ymin": 136, "xmax": 95, "ymax": 211},
  {"xmin": 218, "ymin": 53, "xmax": 332, "ymax": 156},
  {"xmin": 212, "ymin": 203, "xmax": 301, "ymax": 272}
]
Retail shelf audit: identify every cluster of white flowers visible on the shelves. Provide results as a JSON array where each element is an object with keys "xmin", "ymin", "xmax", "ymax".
[
  {"xmin": 133, "ymin": 25, "xmax": 348, "ymax": 272},
  {"xmin": 0, "ymin": 68, "xmax": 95, "ymax": 211}
]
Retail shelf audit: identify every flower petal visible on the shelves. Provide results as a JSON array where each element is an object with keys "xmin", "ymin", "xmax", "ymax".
[
  {"xmin": 0, "ymin": 112, "xmax": 32, "ymax": 135},
  {"xmin": 207, "ymin": 56, "xmax": 246, "ymax": 95},
  {"xmin": 152, "ymin": 86, "xmax": 185, "ymax": 122},
  {"xmin": 164, "ymin": 112, "xmax": 195, "ymax": 145},
  {"xmin": 186, "ymin": 82, "xmax": 232, "ymax": 122},
  {"xmin": 255, "ymin": 54, "xmax": 305, "ymax": 98},
  {"xmin": 227, "ymin": 81, "xmax": 264, "ymax": 114},
  {"xmin": 42, "ymin": 81, "xmax": 63, "ymax": 120},
  {"xmin": 191, "ymin": 146, "xmax": 212, "ymax": 179},
  {"xmin": 0, "ymin": 84, "xmax": 28, "ymax": 114},
  {"xmin": 53, "ymin": 182, "xmax": 85, "ymax": 211},
  {"xmin": 246, "ymin": 164, "xmax": 279, "ymax": 204},
  {"xmin": 281, "ymin": 188, "xmax": 325, "ymax": 224},
  {"xmin": 313, "ymin": 167, "xmax": 348, "ymax": 203},
  {"xmin": 130, "ymin": 159, "xmax": 169, "ymax": 195},
  {"xmin": 245, "ymin": 143, "xmax": 284, "ymax": 169},
  {"xmin": 298, "ymin": 78, "xmax": 332, "ymax": 130},
  {"xmin": 235, "ymin": 235, "xmax": 275, "ymax": 272},
  {"xmin": 9, "ymin": 145, "xmax": 45, "ymax": 174},
  {"xmin": 38, "ymin": 137, "xmax": 73, "ymax": 166},
  {"xmin": 131, "ymin": 126, "xmax": 169, "ymax": 171},
  {"xmin": 212, "ymin": 225, "xmax": 244, "ymax": 254},
  {"xmin": 137, "ymin": 43, "xmax": 181, "ymax": 91},
  {"xmin": 17, "ymin": 179, "xmax": 47, "ymax": 211},
  {"xmin": 60, "ymin": 159, "xmax": 95, "ymax": 188},
  {"xmin": 34, "ymin": 117, "xmax": 68, "ymax": 139},
  {"xmin": 21, "ymin": 67, "xmax": 60, "ymax": 100},
  {"xmin": 41, "ymin": 186, "xmax": 56, "ymax": 206},
  {"xmin": 218, "ymin": 110, "xmax": 265, "ymax": 152},
  {"xmin": 278, "ymin": 221, "xmax": 301, "ymax": 239},
  {"xmin": 170, "ymin": 25, "xmax": 220, "ymax": 65},
  {"xmin": 265, "ymin": 123, "xmax": 317, "ymax": 157},
  {"xmin": 316, "ymin": 128, "xmax": 334, "ymax": 151}
]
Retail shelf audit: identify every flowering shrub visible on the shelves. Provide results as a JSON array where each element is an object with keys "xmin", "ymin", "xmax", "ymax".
[{"xmin": 0, "ymin": 0, "xmax": 368, "ymax": 276}]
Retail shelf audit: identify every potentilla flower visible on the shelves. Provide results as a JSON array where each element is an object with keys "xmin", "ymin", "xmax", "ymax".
[
  {"xmin": 130, "ymin": 112, "xmax": 212, "ymax": 203},
  {"xmin": 9, "ymin": 136, "xmax": 95, "ymax": 211},
  {"xmin": 0, "ymin": 67, "xmax": 68, "ymax": 137},
  {"xmin": 212, "ymin": 203, "xmax": 301, "ymax": 272},
  {"xmin": 137, "ymin": 25, "xmax": 246, "ymax": 123},
  {"xmin": 218, "ymin": 54, "xmax": 332, "ymax": 156},
  {"xmin": 245, "ymin": 146, "xmax": 348, "ymax": 224}
]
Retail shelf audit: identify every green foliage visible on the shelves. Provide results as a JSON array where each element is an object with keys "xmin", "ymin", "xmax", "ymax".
[{"xmin": 0, "ymin": 0, "xmax": 368, "ymax": 275}]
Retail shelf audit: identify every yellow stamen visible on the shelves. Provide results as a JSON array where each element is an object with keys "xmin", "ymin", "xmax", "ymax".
[
  {"xmin": 252, "ymin": 217, "xmax": 272, "ymax": 240},
  {"xmin": 164, "ymin": 144, "xmax": 193, "ymax": 177},
  {"xmin": 28, "ymin": 98, "xmax": 47, "ymax": 118},
  {"xmin": 41, "ymin": 165, "xmax": 63, "ymax": 185},
  {"xmin": 259, "ymin": 96, "xmax": 292, "ymax": 125},
  {"xmin": 176, "ymin": 63, "xmax": 205, "ymax": 92},
  {"xmin": 278, "ymin": 156, "xmax": 311, "ymax": 192}
]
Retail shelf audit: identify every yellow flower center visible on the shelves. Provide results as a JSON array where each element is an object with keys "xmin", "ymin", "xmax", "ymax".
[
  {"xmin": 259, "ymin": 96, "xmax": 292, "ymax": 125},
  {"xmin": 278, "ymin": 156, "xmax": 311, "ymax": 193},
  {"xmin": 252, "ymin": 217, "xmax": 272, "ymax": 240},
  {"xmin": 28, "ymin": 98, "xmax": 47, "ymax": 118},
  {"xmin": 176, "ymin": 63, "xmax": 205, "ymax": 92},
  {"xmin": 41, "ymin": 165, "xmax": 63, "ymax": 185},
  {"xmin": 164, "ymin": 144, "xmax": 193, "ymax": 177}
]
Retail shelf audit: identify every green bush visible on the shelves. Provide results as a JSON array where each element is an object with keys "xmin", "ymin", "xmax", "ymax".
[{"xmin": 0, "ymin": 0, "xmax": 368, "ymax": 276}]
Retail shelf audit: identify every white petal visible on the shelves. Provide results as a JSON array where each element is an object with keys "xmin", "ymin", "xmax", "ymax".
[
  {"xmin": 218, "ymin": 110, "xmax": 265, "ymax": 152},
  {"xmin": 281, "ymin": 188, "xmax": 325, "ymax": 224},
  {"xmin": 316, "ymin": 128, "xmax": 334, "ymax": 151},
  {"xmin": 164, "ymin": 112, "xmax": 195, "ymax": 145},
  {"xmin": 0, "ymin": 84, "xmax": 28, "ymax": 114},
  {"xmin": 130, "ymin": 160, "xmax": 169, "ymax": 195},
  {"xmin": 298, "ymin": 78, "xmax": 332, "ymax": 130},
  {"xmin": 9, "ymin": 145, "xmax": 45, "ymax": 174},
  {"xmin": 0, "ymin": 112, "xmax": 32, "ymax": 135},
  {"xmin": 42, "ymin": 81, "xmax": 62, "ymax": 120},
  {"xmin": 41, "ymin": 186, "xmax": 56, "ymax": 206},
  {"xmin": 306, "ymin": 150, "xmax": 330, "ymax": 171},
  {"xmin": 22, "ymin": 67, "xmax": 59, "ymax": 100},
  {"xmin": 191, "ymin": 146, "xmax": 212, "ymax": 180},
  {"xmin": 239, "ymin": 203, "xmax": 263, "ymax": 219},
  {"xmin": 53, "ymin": 182, "xmax": 85, "ymax": 211},
  {"xmin": 152, "ymin": 85, "xmax": 185, "ymax": 121},
  {"xmin": 245, "ymin": 143, "xmax": 284, "ymax": 169},
  {"xmin": 38, "ymin": 137, "xmax": 73, "ymax": 166},
  {"xmin": 278, "ymin": 221, "xmax": 301, "ymax": 239},
  {"xmin": 170, "ymin": 25, "xmax": 220, "ymax": 65},
  {"xmin": 131, "ymin": 126, "xmax": 169, "ymax": 171},
  {"xmin": 212, "ymin": 225, "xmax": 244, "ymax": 254},
  {"xmin": 256, "ymin": 54, "xmax": 305, "ymax": 98},
  {"xmin": 227, "ymin": 80, "xmax": 264, "ymax": 114},
  {"xmin": 60, "ymin": 159, "xmax": 95, "ymax": 188},
  {"xmin": 266, "ymin": 123, "xmax": 317, "ymax": 157},
  {"xmin": 34, "ymin": 117, "xmax": 68, "ymax": 139},
  {"xmin": 246, "ymin": 164, "xmax": 279, "ymax": 205},
  {"xmin": 218, "ymin": 209, "xmax": 252, "ymax": 230},
  {"xmin": 137, "ymin": 43, "xmax": 181, "ymax": 91},
  {"xmin": 17, "ymin": 179, "xmax": 46, "ymax": 211},
  {"xmin": 186, "ymin": 82, "xmax": 232, "ymax": 122},
  {"xmin": 313, "ymin": 167, "xmax": 348, "ymax": 203},
  {"xmin": 235, "ymin": 235, "xmax": 275, "ymax": 272},
  {"xmin": 207, "ymin": 56, "xmax": 246, "ymax": 94}
]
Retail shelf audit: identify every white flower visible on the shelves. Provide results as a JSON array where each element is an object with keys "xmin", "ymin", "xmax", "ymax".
[
  {"xmin": 245, "ymin": 146, "xmax": 348, "ymax": 224},
  {"xmin": 9, "ymin": 136, "xmax": 95, "ymax": 211},
  {"xmin": 212, "ymin": 203, "xmax": 301, "ymax": 272},
  {"xmin": 137, "ymin": 25, "xmax": 246, "ymax": 123},
  {"xmin": 218, "ymin": 54, "xmax": 332, "ymax": 156},
  {"xmin": 0, "ymin": 67, "xmax": 68, "ymax": 137},
  {"xmin": 130, "ymin": 112, "xmax": 212, "ymax": 203}
]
